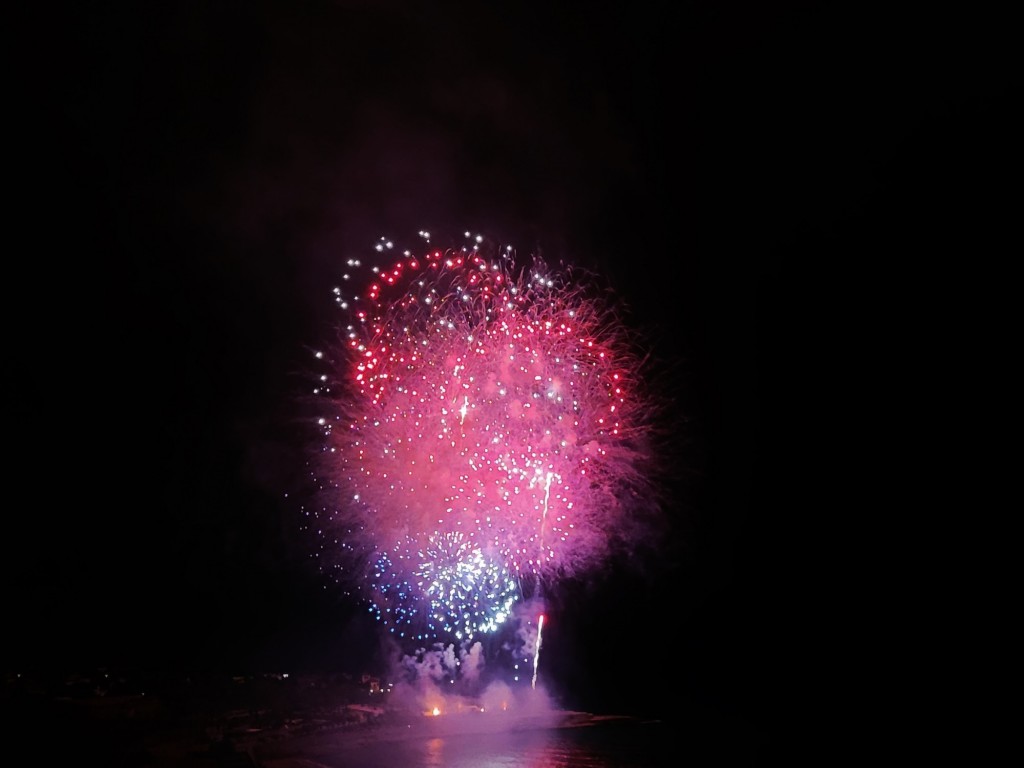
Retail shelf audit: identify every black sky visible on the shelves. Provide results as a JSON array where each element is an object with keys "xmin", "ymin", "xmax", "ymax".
[{"xmin": 8, "ymin": 0, "xmax": 1011, "ymax": 750}]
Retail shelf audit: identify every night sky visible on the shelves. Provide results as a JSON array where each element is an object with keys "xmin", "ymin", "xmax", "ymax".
[{"xmin": 8, "ymin": 0, "xmax": 1010, "ymax": 747}]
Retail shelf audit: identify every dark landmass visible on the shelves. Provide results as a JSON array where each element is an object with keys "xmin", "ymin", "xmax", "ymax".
[{"xmin": 6, "ymin": 667, "xmax": 383, "ymax": 767}]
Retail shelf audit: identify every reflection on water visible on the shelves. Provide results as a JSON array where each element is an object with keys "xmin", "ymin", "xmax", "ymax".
[
  {"xmin": 423, "ymin": 736, "xmax": 444, "ymax": 767},
  {"xmin": 256, "ymin": 718, "xmax": 679, "ymax": 768}
]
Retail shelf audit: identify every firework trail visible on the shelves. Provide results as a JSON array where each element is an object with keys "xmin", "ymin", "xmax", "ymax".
[
  {"xmin": 532, "ymin": 613, "xmax": 545, "ymax": 690},
  {"xmin": 303, "ymin": 230, "xmax": 664, "ymax": 650}
]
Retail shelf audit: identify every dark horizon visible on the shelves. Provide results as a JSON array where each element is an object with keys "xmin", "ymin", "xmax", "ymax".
[{"xmin": 7, "ymin": 2, "xmax": 1010, "ymax": 753}]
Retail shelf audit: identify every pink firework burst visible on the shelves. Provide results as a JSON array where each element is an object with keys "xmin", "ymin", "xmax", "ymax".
[{"xmin": 304, "ymin": 231, "xmax": 665, "ymax": 642}]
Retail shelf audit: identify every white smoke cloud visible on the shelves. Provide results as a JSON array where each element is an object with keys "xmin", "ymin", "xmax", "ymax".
[{"xmin": 376, "ymin": 599, "xmax": 563, "ymax": 726}]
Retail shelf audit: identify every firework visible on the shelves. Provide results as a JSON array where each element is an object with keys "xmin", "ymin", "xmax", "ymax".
[
  {"xmin": 303, "ymin": 230, "xmax": 662, "ymax": 644},
  {"xmin": 532, "ymin": 613, "xmax": 545, "ymax": 690}
]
